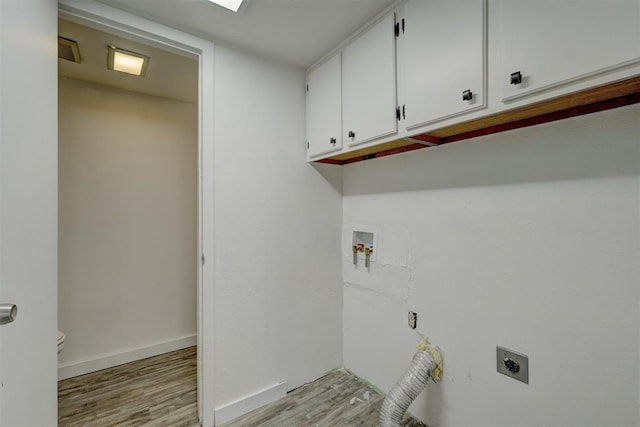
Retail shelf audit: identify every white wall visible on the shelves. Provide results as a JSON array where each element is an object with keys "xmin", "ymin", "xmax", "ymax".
[
  {"xmin": 342, "ymin": 104, "xmax": 640, "ymax": 426},
  {"xmin": 213, "ymin": 45, "xmax": 344, "ymax": 410},
  {"xmin": 58, "ymin": 77, "xmax": 198, "ymax": 375}
]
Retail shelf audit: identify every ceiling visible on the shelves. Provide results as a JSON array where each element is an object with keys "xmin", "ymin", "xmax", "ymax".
[
  {"xmin": 59, "ymin": 0, "xmax": 396, "ymax": 103},
  {"xmin": 58, "ymin": 19, "xmax": 199, "ymax": 103},
  {"xmin": 95, "ymin": 0, "xmax": 397, "ymax": 68}
]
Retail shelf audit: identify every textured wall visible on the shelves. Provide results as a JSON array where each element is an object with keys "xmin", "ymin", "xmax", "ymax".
[
  {"xmin": 213, "ymin": 45, "xmax": 344, "ymax": 408},
  {"xmin": 342, "ymin": 104, "xmax": 640, "ymax": 426}
]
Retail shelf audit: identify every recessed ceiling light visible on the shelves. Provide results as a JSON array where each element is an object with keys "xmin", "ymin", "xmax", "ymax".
[
  {"xmin": 206, "ymin": 0, "xmax": 245, "ymax": 12},
  {"xmin": 107, "ymin": 45, "xmax": 149, "ymax": 77}
]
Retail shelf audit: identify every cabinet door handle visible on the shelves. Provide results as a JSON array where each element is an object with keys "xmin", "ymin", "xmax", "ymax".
[
  {"xmin": 348, "ymin": 131, "xmax": 355, "ymax": 138},
  {"xmin": 462, "ymin": 89, "xmax": 473, "ymax": 101},
  {"xmin": 330, "ymin": 137, "xmax": 336, "ymax": 144},
  {"xmin": 510, "ymin": 71, "xmax": 523, "ymax": 85}
]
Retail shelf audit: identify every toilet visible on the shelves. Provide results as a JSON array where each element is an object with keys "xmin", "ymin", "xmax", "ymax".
[{"xmin": 57, "ymin": 330, "xmax": 66, "ymax": 354}]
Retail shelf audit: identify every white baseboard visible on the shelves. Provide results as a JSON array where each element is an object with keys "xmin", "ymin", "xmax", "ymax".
[
  {"xmin": 58, "ymin": 334, "xmax": 197, "ymax": 380},
  {"xmin": 215, "ymin": 380, "xmax": 288, "ymax": 425}
]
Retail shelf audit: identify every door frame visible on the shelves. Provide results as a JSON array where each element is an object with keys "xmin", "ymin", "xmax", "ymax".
[{"xmin": 57, "ymin": 1, "xmax": 216, "ymax": 425}]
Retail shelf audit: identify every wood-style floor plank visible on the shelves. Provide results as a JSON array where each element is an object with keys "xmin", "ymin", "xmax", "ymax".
[
  {"xmin": 221, "ymin": 370, "xmax": 426, "ymax": 427},
  {"xmin": 59, "ymin": 347, "xmax": 426, "ymax": 427},
  {"xmin": 58, "ymin": 346, "xmax": 198, "ymax": 427}
]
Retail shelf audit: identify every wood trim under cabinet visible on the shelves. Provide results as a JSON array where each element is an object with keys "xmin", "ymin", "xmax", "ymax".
[{"xmin": 315, "ymin": 76, "xmax": 640, "ymax": 165}]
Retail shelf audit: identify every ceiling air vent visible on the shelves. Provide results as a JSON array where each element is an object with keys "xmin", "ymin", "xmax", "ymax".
[{"xmin": 58, "ymin": 37, "xmax": 81, "ymax": 63}]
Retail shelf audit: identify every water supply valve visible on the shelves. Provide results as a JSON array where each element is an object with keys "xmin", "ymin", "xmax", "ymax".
[
  {"xmin": 364, "ymin": 246, "xmax": 373, "ymax": 268},
  {"xmin": 352, "ymin": 243, "xmax": 365, "ymax": 265},
  {"xmin": 352, "ymin": 229, "xmax": 377, "ymax": 269}
]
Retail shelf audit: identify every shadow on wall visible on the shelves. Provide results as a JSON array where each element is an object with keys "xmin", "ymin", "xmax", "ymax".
[
  {"xmin": 311, "ymin": 163, "xmax": 343, "ymax": 194},
  {"xmin": 342, "ymin": 104, "xmax": 640, "ymax": 196}
]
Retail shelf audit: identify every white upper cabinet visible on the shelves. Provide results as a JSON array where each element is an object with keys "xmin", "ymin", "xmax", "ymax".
[
  {"xmin": 398, "ymin": 0, "xmax": 486, "ymax": 130},
  {"xmin": 498, "ymin": 0, "xmax": 640, "ymax": 103},
  {"xmin": 307, "ymin": 53, "xmax": 342, "ymax": 158},
  {"xmin": 342, "ymin": 13, "xmax": 397, "ymax": 147},
  {"xmin": 306, "ymin": 0, "xmax": 639, "ymax": 163}
]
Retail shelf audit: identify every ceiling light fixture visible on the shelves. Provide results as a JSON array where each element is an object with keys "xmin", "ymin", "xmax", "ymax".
[
  {"xmin": 107, "ymin": 45, "xmax": 150, "ymax": 77},
  {"xmin": 206, "ymin": 0, "xmax": 245, "ymax": 12}
]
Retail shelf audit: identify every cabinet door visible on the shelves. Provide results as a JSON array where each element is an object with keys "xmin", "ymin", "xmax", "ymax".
[
  {"xmin": 307, "ymin": 53, "xmax": 342, "ymax": 158},
  {"xmin": 343, "ymin": 13, "xmax": 397, "ymax": 147},
  {"xmin": 400, "ymin": 0, "xmax": 486, "ymax": 130},
  {"xmin": 499, "ymin": 0, "xmax": 640, "ymax": 103}
]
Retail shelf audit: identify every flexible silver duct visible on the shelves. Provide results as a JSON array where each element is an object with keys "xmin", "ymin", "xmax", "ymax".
[{"xmin": 380, "ymin": 337, "xmax": 443, "ymax": 427}]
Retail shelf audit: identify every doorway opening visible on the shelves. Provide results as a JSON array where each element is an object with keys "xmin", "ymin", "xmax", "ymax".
[{"xmin": 56, "ymin": 3, "xmax": 215, "ymax": 425}]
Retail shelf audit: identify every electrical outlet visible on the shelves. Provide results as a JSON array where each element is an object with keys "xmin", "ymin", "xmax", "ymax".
[
  {"xmin": 496, "ymin": 346, "xmax": 529, "ymax": 384},
  {"xmin": 408, "ymin": 311, "xmax": 417, "ymax": 329}
]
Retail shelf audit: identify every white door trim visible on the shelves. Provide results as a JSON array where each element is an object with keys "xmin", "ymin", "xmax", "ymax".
[{"xmin": 57, "ymin": 1, "xmax": 216, "ymax": 425}]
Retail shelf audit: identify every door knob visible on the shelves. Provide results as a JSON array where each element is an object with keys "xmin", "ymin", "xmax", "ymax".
[{"xmin": 0, "ymin": 304, "xmax": 17, "ymax": 325}]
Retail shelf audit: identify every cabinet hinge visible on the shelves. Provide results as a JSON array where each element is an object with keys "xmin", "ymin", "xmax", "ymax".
[
  {"xmin": 394, "ymin": 22, "xmax": 400, "ymax": 37},
  {"xmin": 201, "ymin": 254, "xmax": 205, "ymax": 266},
  {"xmin": 396, "ymin": 106, "xmax": 401, "ymax": 121},
  {"xmin": 306, "ymin": 84, "xmax": 309, "ymax": 92},
  {"xmin": 402, "ymin": 18, "xmax": 405, "ymax": 34},
  {"xmin": 307, "ymin": 141, "xmax": 310, "ymax": 149}
]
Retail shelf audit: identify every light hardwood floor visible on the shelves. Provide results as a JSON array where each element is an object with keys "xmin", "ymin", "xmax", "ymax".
[
  {"xmin": 220, "ymin": 370, "xmax": 426, "ymax": 427},
  {"xmin": 59, "ymin": 347, "xmax": 426, "ymax": 426},
  {"xmin": 58, "ymin": 346, "xmax": 198, "ymax": 427}
]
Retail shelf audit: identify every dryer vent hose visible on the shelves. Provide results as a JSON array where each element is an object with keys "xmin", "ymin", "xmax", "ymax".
[{"xmin": 379, "ymin": 337, "xmax": 443, "ymax": 427}]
